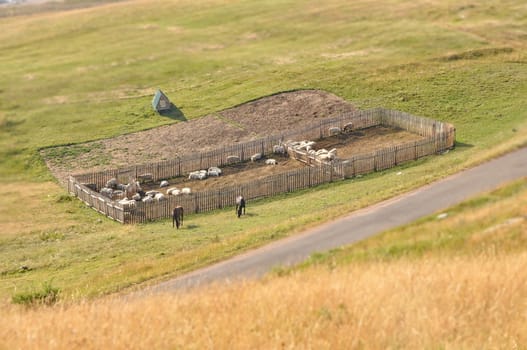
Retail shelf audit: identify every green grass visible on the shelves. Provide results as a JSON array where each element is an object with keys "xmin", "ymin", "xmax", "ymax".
[
  {"xmin": 0, "ymin": 0, "xmax": 527, "ymax": 301},
  {"xmin": 297, "ymin": 178, "xmax": 527, "ymax": 269},
  {"xmin": 11, "ymin": 279, "xmax": 60, "ymax": 306}
]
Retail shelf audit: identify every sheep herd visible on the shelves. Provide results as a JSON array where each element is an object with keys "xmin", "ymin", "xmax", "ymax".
[
  {"xmin": 97, "ymin": 160, "xmax": 273, "ymax": 207},
  {"xmin": 98, "ymin": 176, "xmax": 193, "ymax": 207},
  {"xmin": 98, "ymin": 133, "xmax": 344, "ymax": 207},
  {"xmin": 286, "ymin": 140, "xmax": 338, "ymax": 162}
]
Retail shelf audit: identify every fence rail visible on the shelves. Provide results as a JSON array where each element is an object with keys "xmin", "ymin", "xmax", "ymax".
[{"xmin": 67, "ymin": 108, "xmax": 455, "ymax": 223}]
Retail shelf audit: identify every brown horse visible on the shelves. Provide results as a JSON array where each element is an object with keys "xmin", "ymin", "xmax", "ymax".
[
  {"xmin": 172, "ymin": 206, "xmax": 184, "ymax": 229},
  {"xmin": 236, "ymin": 195, "xmax": 246, "ymax": 218}
]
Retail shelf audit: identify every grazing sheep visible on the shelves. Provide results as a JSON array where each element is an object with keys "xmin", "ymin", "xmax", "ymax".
[
  {"xmin": 250, "ymin": 153, "xmax": 262, "ymax": 162},
  {"xmin": 142, "ymin": 196, "xmax": 154, "ymax": 203},
  {"xmin": 105, "ymin": 178, "xmax": 118, "ymax": 189},
  {"xmin": 189, "ymin": 170, "xmax": 208, "ymax": 180},
  {"xmin": 315, "ymin": 149, "xmax": 328, "ymax": 156},
  {"xmin": 154, "ymin": 193, "xmax": 166, "ymax": 201},
  {"xmin": 145, "ymin": 190, "xmax": 159, "ymax": 198},
  {"xmin": 226, "ymin": 155, "xmax": 240, "ymax": 163},
  {"xmin": 208, "ymin": 166, "xmax": 222, "ymax": 177},
  {"xmin": 181, "ymin": 187, "xmax": 191, "ymax": 195},
  {"xmin": 328, "ymin": 126, "xmax": 341, "ymax": 135},
  {"xmin": 273, "ymin": 144, "xmax": 285, "ymax": 154},
  {"xmin": 160, "ymin": 180, "xmax": 169, "ymax": 188},
  {"xmin": 166, "ymin": 187, "xmax": 179, "ymax": 195},
  {"xmin": 318, "ymin": 153, "xmax": 335, "ymax": 161},
  {"xmin": 294, "ymin": 141, "xmax": 315, "ymax": 151},
  {"xmin": 100, "ymin": 187, "xmax": 113, "ymax": 198},
  {"xmin": 265, "ymin": 159, "xmax": 278, "ymax": 165}
]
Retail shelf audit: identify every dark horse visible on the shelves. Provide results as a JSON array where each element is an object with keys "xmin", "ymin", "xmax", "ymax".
[
  {"xmin": 172, "ymin": 206, "xmax": 184, "ymax": 229},
  {"xmin": 236, "ymin": 195, "xmax": 246, "ymax": 218}
]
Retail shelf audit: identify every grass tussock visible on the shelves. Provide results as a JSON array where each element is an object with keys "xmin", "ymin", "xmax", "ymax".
[{"xmin": 1, "ymin": 252, "xmax": 526, "ymax": 349}]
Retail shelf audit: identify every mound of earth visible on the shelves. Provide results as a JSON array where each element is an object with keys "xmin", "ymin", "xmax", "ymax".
[{"xmin": 42, "ymin": 90, "xmax": 357, "ymax": 183}]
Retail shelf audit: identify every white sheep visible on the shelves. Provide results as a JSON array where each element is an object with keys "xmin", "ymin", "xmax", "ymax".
[
  {"xmin": 145, "ymin": 190, "xmax": 159, "ymax": 198},
  {"xmin": 142, "ymin": 196, "xmax": 154, "ymax": 203},
  {"xmin": 159, "ymin": 180, "xmax": 169, "ymax": 188},
  {"xmin": 273, "ymin": 144, "xmax": 285, "ymax": 154},
  {"xmin": 265, "ymin": 159, "xmax": 278, "ymax": 165},
  {"xmin": 295, "ymin": 141, "xmax": 315, "ymax": 151},
  {"xmin": 208, "ymin": 166, "xmax": 222, "ymax": 176},
  {"xmin": 250, "ymin": 153, "xmax": 262, "ymax": 162},
  {"xmin": 318, "ymin": 153, "xmax": 336, "ymax": 161},
  {"xmin": 166, "ymin": 187, "xmax": 179, "ymax": 195},
  {"xmin": 154, "ymin": 193, "xmax": 166, "ymax": 201},
  {"xmin": 181, "ymin": 187, "xmax": 191, "ymax": 195},
  {"xmin": 189, "ymin": 170, "xmax": 207, "ymax": 180},
  {"xmin": 315, "ymin": 149, "xmax": 328, "ymax": 156}
]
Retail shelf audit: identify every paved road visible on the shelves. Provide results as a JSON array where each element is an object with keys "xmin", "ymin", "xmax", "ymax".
[{"xmin": 144, "ymin": 147, "xmax": 527, "ymax": 294}]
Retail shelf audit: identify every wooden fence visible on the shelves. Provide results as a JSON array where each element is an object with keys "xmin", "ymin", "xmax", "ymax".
[{"xmin": 67, "ymin": 108, "xmax": 456, "ymax": 223}]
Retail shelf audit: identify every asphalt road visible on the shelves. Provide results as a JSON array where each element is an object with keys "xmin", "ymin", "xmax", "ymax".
[{"xmin": 143, "ymin": 147, "xmax": 527, "ymax": 294}]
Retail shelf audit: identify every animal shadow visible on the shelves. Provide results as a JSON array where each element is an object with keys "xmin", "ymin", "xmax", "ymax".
[{"xmin": 184, "ymin": 224, "xmax": 200, "ymax": 230}]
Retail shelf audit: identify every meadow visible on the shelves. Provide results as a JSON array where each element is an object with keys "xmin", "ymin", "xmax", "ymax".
[
  {"xmin": 1, "ymin": 179, "xmax": 526, "ymax": 349},
  {"xmin": 0, "ymin": 0, "xmax": 526, "ymax": 343}
]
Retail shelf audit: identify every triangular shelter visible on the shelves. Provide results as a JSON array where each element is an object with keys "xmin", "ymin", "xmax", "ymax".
[{"xmin": 152, "ymin": 89, "xmax": 171, "ymax": 112}]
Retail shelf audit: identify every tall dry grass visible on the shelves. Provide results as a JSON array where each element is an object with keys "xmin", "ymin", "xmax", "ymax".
[{"xmin": 2, "ymin": 251, "xmax": 526, "ymax": 349}]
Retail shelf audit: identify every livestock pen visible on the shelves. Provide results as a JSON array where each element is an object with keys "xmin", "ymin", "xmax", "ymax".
[{"xmin": 67, "ymin": 108, "xmax": 455, "ymax": 223}]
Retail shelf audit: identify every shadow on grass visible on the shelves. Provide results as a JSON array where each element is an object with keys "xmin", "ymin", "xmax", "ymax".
[
  {"xmin": 158, "ymin": 104, "xmax": 187, "ymax": 122},
  {"xmin": 183, "ymin": 224, "xmax": 200, "ymax": 230},
  {"xmin": 454, "ymin": 141, "xmax": 474, "ymax": 149}
]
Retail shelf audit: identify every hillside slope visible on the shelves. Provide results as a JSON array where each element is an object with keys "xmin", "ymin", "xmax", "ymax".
[{"xmin": 0, "ymin": 0, "xmax": 526, "ymax": 302}]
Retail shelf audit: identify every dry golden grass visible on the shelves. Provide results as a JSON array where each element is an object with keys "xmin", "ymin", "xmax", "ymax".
[{"xmin": 2, "ymin": 251, "xmax": 526, "ymax": 349}]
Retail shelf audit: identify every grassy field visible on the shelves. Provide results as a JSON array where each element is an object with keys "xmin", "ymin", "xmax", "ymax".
[
  {"xmin": 1, "ymin": 179, "xmax": 525, "ymax": 349},
  {"xmin": 1, "ymin": 0, "xmax": 527, "ymax": 307}
]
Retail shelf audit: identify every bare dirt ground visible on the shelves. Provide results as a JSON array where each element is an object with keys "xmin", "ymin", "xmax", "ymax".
[
  {"xmin": 41, "ymin": 89, "xmax": 424, "ymax": 190},
  {"xmin": 140, "ymin": 126, "xmax": 425, "ymax": 194},
  {"xmin": 42, "ymin": 90, "xmax": 357, "ymax": 183}
]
